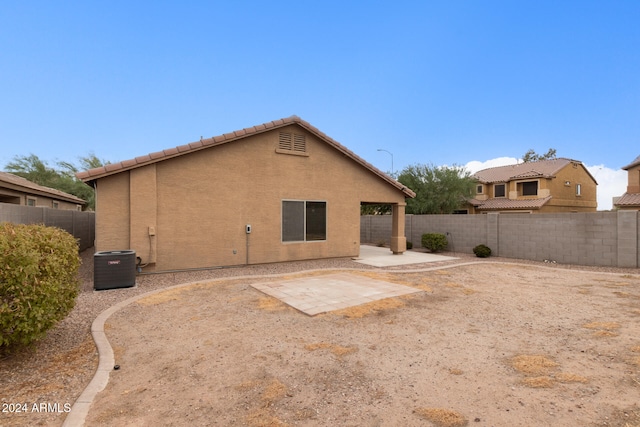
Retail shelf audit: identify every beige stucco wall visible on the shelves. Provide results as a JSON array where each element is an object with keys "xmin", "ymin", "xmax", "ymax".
[
  {"xmin": 95, "ymin": 125, "xmax": 407, "ymax": 271},
  {"xmin": 543, "ymin": 164, "xmax": 597, "ymax": 212},
  {"xmin": 0, "ymin": 186, "xmax": 82, "ymax": 210},
  {"xmin": 627, "ymin": 164, "xmax": 640, "ymax": 194}
]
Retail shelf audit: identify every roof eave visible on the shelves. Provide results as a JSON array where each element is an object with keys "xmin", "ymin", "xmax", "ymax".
[{"xmin": 77, "ymin": 116, "xmax": 416, "ymax": 199}]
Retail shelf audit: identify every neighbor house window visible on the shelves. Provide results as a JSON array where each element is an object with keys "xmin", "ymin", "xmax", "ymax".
[
  {"xmin": 476, "ymin": 185, "xmax": 483, "ymax": 194},
  {"xmin": 282, "ymin": 200, "xmax": 326, "ymax": 242},
  {"xmin": 521, "ymin": 181, "xmax": 538, "ymax": 196},
  {"xmin": 576, "ymin": 184, "xmax": 581, "ymax": 196},
  {"xmin": 52, "ymin": 201, "xmax": 59, "ymax": 209},
  {"xmin": 494, "ymin": 184, "xmax": 506, "ymax": 198},
  {"xmin": 27, "ymin": 197, "xmax": 36, "ymax": 206}
]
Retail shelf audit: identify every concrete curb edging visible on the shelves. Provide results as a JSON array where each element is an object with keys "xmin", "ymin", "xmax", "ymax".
[{"xmin": 62, "ymin": 261, "xmax": 640, "ymax": 426}]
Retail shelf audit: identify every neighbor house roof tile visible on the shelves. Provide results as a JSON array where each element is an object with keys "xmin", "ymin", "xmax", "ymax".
[
  {"xmin": 474, "ymin": 158, "xmax": 596, "ymax": 184},
  {"xmin": 0, "ymin": 171, "xmax": 86, "ymax": 204},
  {"xmin": 75, "ymin": 116, "xmax": 416, "ymax": 198},
  {"xmin": 614, "ymin": 192, "xmax": 640, "ymax": 206},
  {"xmin": 470, "ymin": 195, "xmax": 552, "ymax": 211},
  {"xmin": 622, "ymin": 155, "xmax": 640, "ymax": 170}
]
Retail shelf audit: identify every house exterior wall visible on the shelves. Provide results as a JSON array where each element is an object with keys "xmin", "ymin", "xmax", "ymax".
[
  {"xmin": 543, "ymin": 164, "xmax": 597, "ymax": 212},
  {"xmin": 0, "ymin": 186, "xmax": 82, "ymax": 210},
  {"xmin": 626, "ymin": 164, "xmax": 640, "ymax": 194},
  {"xmin": 95, "ymin": 125, "xmax": 406, "ymax": 271}
]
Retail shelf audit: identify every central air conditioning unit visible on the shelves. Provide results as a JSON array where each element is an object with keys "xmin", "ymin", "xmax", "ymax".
[{"xmin": 94, "ymin": 250, "xmax": 137, "ymax": 290}]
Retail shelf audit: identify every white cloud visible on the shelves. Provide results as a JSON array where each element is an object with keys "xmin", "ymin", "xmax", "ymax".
[
  {"xmin": 465, "ymin": 157, "xmax": 519, "ymax": 174},
  {"xmin": 585, "ymin": 164, "xmax": 627, "ymax": 211},
  {"xmin": 463, "ymin": 158, "xmax": 627, "ymax": 211}
]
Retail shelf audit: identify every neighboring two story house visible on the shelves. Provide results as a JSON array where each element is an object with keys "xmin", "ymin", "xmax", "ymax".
[
  {"xmin": 466, "ymin": 158, "xmax": 597, "ymax": 213},
  {"xmin": 613, "ymin": 154, "xmax": 640, "ymax": 210}
]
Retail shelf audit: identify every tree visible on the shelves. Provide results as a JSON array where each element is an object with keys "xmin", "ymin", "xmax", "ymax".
[
  {"xmin": 522, "ymin": 148, "xmax": 557, "ymax": 163},
  {"xmin": 397, "ymin": 164, "xmax": 476, "ymax": 214},
  {"xmin": 4, "ymin": 153, "xmax": 109, "ymax": 210}
]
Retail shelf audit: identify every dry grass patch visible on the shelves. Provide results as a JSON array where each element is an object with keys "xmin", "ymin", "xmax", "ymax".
[
  {"xmin": 631, "ymin": 346, "xmax": 640, "ymax": 353},
  {"xmin": 246, "ymin": 408, "xmax": 288, "ymax": 427},
  {"xmin": 136, "ymin": 288, "xmax": 187, "ymax": 305},
  {"xmin": 262, "ymin": 379, "xmax": 288, "ymax": 403},
  {"xmin": 583, "ymin": 321, "xmax": 621, "ymax": 330},
  {"xmin": 556, "ymin": 372, "xmax": 589, "ymax": 384},
  {"xmin": 448, "ymin": 368, "xmax": 464, "ymax": 375},
  {"xmin": 304, "ymin": 342, "xmax": 358, "ymax": 357},
  {"xmin": 510, "ymin": 354, "xmax": 558, "ymax": 375},
  {"xmin": 414, "ymin": 407, "xmax": 468, "ymax": 427},
  {"xmin": 522, "ymin": 376, "xmax": 555, "ymax": 388},
  {"xmin": 258, "ymin": 296, "xmax": 287, "ymax": 312},
  {"xmin": 334, "ymin": 297, "xmax": 406, "ymax": 318},
  {"xmin": 583, "ymin": 321, "xmax": 621, "ymax": 337}
]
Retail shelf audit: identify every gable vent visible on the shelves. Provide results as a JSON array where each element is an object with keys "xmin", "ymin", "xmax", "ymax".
[
  {"xmin": 278, "ymin": 132, "xmax": 292, "ymax": 150},
  {"xmin": 278, "ymin": 132, "xmax": 306, "ymax": 153},
  {"xmin": 293, "ymin": 134, "xmax": 306, "ymax": 152}
]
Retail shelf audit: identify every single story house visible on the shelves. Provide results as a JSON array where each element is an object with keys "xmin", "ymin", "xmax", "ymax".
[
  {"xmin": 0, "ymin": 171, "xmax": 85, "ymax": 210},
  {"xmin": 613, "ymin": 154, "xmax": 640, "ymax": 210},
  {"xmin": 466, "ymin": 158, "xmax": 598, "ymax": 213},
  {"xmin": 77, "ymin": 116, "xmax": 415, "ymax": 272}
]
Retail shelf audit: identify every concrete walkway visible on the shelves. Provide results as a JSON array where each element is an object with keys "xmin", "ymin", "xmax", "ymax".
[{"xmin": 353, "ymin": 245, "xmax": 458, "ymax": 267}]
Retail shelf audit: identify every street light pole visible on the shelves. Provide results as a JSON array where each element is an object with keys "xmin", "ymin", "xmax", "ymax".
[{"xmin": 377, "ymin": 149, "xmax": 394, "ymax": 178}]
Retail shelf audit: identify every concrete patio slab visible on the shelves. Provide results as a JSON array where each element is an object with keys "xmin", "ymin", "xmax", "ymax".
[
  {"xmin": 353, "ymin": 245, "xmax": 458, "ymax": 267},
  {"xmin": 251, "ymin": 272, "xmax": 423, "ymax": 316}
]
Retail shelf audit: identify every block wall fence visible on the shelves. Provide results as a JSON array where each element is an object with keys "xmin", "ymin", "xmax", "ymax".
[
  {"xmin": 361, "ymin": 211, "xmax": 640, "ymax": 268},
  {"xmin": 0, "ymin": 204, "xmax": 95, "ymax": 252}
]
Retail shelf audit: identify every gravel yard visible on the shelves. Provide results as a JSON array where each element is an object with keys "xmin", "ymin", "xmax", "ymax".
[{"xmin": 1, "ymin": 247, "xmax": 639, "ymax": 426}]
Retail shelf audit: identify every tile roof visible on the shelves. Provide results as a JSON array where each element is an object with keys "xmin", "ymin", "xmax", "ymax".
[
  {"xmin": 469, "ymin": 195, "xmax": 552, "ymax": 211},
  {"xmin": 76, "ymin": 116, "xmax": 415, "ymax": 198},
  {"xmin": 614, "ymin": 192, "xmax": 640, "ymax": 207},
  {"xmin": 622, "ymin": 154, "xmax": 640, "ymax": 170},
  {"xmin": 0, "ymin": 171, "xmax": 86, "ymax": 204},
  {"xmin": 473, "ymin": 158, "xmax": 597, "ymax": 184}
]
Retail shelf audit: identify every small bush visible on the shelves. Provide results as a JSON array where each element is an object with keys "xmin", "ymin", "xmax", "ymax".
[
  {"xmin": 421, "ymin": 233, "xmax": 448, "ymax": 253},
  {"xmin": 406, "ymin": 241, "xmax": 413, "ymax": 250},
  {"xmin": 473, "ymin": 244, "xmax": 492, "ymax": 258},
  {"xmin": 376, "ymin": 240, "xmax": 386, "ymax": 247},
  {"xmin": 0, "ymin": 223, "xmax": 80, "ymax": 350}
]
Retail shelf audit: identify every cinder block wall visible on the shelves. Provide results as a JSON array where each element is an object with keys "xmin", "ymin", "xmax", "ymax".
[{"xmin": 361, "ymin": 211, "xmax": 639, "ymax": 268}]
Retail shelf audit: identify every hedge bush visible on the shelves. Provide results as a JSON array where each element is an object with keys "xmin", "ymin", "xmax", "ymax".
[
  {"xmin": 0, "ymin": 223, "xmax": 80, "ymax": 349},
  {"xmin": 473, "ymin": 244, "xmax": 492, "ymax": 258},
  {"xmin": 421, "ymin": 233, "xmax": 448, "ymax": 252}
]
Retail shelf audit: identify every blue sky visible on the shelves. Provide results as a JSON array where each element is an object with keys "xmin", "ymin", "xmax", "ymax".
[{"xmin": 1, "ymin": 1, "xmax": 638, "ymax": 209}]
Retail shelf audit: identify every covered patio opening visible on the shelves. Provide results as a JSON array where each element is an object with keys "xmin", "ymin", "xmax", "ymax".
[{"xmin": 360, "ymin": 201, "xmax": 407, "ymax": 254}]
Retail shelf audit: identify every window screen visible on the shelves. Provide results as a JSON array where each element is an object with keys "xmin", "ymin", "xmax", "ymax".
[
  {"xmin": 282, "ymin": 200, "xmax": 326, "ymax": 242},
  {"xmin": 522, "ymin": 181, "xmax": 538, "ymax": 196},
  {"xmin": 494, "ymin": 184, "xmax": 506, "ymax": 198},
  {"xmin": 282, "ymin": 201, "xmax": 305, "ymax": 242}
]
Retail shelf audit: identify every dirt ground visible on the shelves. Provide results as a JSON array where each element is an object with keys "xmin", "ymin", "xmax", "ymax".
[{"xmin": 82, "ymin": 264, "xmax": 640, "ymax": 427}]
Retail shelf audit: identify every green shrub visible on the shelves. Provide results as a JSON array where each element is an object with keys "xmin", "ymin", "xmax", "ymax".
[
  {"xmin": 473, "ymin": 244, "xmax": 492, "ymax": 258},
  {"xmin": 0, "ymin": 223, "xmax": 80, "ymax": 349},
  {"xmin": 421, "ymin": 233, "xmax": 448, "ymax": 252},
  {"xmin": 406, "ymin": 241, "xmax": 413, "ymax": 250}
]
